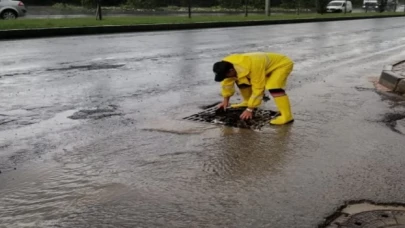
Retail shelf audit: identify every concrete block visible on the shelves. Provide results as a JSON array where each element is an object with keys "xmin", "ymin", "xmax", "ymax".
[
  {"xmin": 383, "ymin": 64, "xmax": 393, "ymax": 71},
  {"xmin": 379, "ymin": 69, "xmax": 405, "ymax": 90},
  {"xmin": 395, "ymin": 79, "xmax": 405, "ymax": 94}
]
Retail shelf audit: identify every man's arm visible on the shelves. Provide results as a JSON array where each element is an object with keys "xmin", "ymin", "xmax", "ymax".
[
  {"xmin": 247, "ymin": 61, "xmax": 266, "ymax": 109},
  {"xmin": 217, "ymin": 78, "xmax": 235, "ymax": 110},
  {"xmin": 220, "ymin": 78, "xmax": 235, "ymax": 98}
]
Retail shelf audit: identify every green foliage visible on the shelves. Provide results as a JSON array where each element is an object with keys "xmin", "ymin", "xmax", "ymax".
[
  {"xmin": 125, "ymin": 0, "xmax": 159, "ymax": 9},
  {"xmin": 280, "ymin": 0, "xmax": 295, "ymax": 9},
  {"xmin": 280, "ymin": 0, "xmax": 318, "ymax": 9},
  {"xmin": 316, "ymin": 0, "xmax": 329, "ymax": 13},
  {"xmin": 1, "ymin": 13, "xmax": 402, "ymax": 31},
  {"xmin": 179, "ymin": 0, "xmax": 189, "ymax": 7},
  {"xmin": 25, "ymin": 0, "xmax": 365, "ymax": 11},
  {"xmin": 81, "ymin": 0, "xmax": 94, "ymax": 8},
  {"xmin": 250, "ymin": 0, "xmax": 265, "ymax": 9},
  {"xmin": 52, "ymin": 3, "xmax": 83, "ymax": 9},
  {"xmin": 218, "ymin": 0, "xmax": 243, "ymax": 8}
]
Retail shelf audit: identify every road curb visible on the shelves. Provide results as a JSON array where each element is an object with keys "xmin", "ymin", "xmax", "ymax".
[
  {"xmin": 0, "ymin": 14, "xmax": 405, "ymax": 40},
  {"xmin": 379, "ymin": 60, "xmax": 405, "ymax": 94}
]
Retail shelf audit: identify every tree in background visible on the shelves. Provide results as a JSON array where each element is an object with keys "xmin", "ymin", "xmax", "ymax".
[
  {"xmin": 218, "ymin": 0, "xmax": 243, "ymax": 8},
  {"xmin": 102, "ymin": 0, "xmax": 126, "ymax": 6},
  {"xmin": 250, "ymin": 0, "xmax": 265, "ymax": 9},
  {"xmin": 30, "ymin": 0, "xmax": 365, "ymax": 11},
  {"xmin": 126, "ymin": 0, "xmax": 163, "ymax": 8},
  {"xmin": 316, "ymin": 0, "xmax": 329, "ymax": 13},
  {"xmin": 81, "ymin": 0, "xmax": 93, "ymax": 8},
  {"xmin": 280, "ymin": 0, "xmax": 295, "ymax": 8},
  {"xmin": 179, "ymin": 0, "xmax": 218, "ymax": 7}
]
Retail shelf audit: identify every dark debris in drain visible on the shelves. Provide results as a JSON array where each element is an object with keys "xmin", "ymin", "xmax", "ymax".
[
  {"xmin": 183, "ymin": 106, "xmax": 279, "ymax": 129},
  {"xmin": 68, "ymin": 105, "xmax": 122, "ymax": 120}
]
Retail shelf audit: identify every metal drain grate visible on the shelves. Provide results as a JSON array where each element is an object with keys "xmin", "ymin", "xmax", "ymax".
[
  {"xmin": 339, "ymin": 210, "xmax": 405, "ymax": 227},
  {"xmin": 322, "ymin": 202, "xmax": 405, "ymax": 228},
  {"xmin": 183, "ymin": 106, "xmax": 279, "ymax": 129}
]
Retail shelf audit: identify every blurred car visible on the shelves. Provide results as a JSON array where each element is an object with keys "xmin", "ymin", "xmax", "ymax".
[
  {"xmin": 0, "ymin": 0, "xmax": 26, "ymax": 19},
  {"xmin": 326, "ymin": 0, "xmax": 353, "ymax": 13}
]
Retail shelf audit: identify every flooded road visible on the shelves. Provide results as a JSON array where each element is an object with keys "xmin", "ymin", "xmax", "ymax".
[{"xmin": 1, "ymin": 17, "xmax": 405, "ymax": 228}]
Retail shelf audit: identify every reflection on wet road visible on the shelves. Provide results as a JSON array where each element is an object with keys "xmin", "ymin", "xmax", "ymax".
[{"xmin": 1, "ymin": 17, "xmax": 405, "ymax": 228}]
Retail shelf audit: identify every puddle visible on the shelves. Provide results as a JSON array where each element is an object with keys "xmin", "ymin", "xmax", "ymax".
[
  {"xmin": 139, "ymin": 118, "xmax": 216, "ymax": 135},
  {"xmin": 321, "ymin": 200, "xmax": 405, "ymax": 228},
  {"xmin": 46, "ymin": 64, "xmax": 125, "ymax": 72},
  {"xmin": 0, "ymin": 115, "xmax": 37, "ymax": 130},
  {"xmin": 0, "ymin": 110, "xmax": 78, "ymax": 142},
  {"xmin": 183, "ymin": 106, "xmax": 279, "ymax": 130},
  {"xmin": 0, "ymin": 72, "xmax": 31, "ymax": 78},
  {"xmin": 355, "ymin": 86, "xmax": 376, "ymax": 92},
  {"xmin": 0, "ymin": 118, "xmax": 16, "ymax": 125},
  {"xmin": 68, "ymin": 105, "xmax": 122, "ymax": 120}
]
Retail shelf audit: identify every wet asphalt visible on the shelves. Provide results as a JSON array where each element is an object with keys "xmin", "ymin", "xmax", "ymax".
[{"xmin": 1, "ymin": 17, "xmax": 405, "ymax": 228}]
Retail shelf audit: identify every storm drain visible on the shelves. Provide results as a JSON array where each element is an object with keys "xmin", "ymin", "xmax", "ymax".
[
  {"xmin": 183, "ymin": 106, "xmax": 279, "ymax": 129},
  {"xmin": 321, "ymin": 201, "xmax": 405, "ymax": 228}
]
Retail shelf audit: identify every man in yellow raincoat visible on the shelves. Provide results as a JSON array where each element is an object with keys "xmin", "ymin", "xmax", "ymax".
[{"xmin": 212, "ymin": 52, "xmax": 294, "ymax": 125}]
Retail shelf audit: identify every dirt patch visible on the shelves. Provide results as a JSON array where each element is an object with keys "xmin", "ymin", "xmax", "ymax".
[
  {"xmin": 379, "ymin": 113, "xmax": 405, "ymax": 134},
  {"xmin": 365, "ymin": 77, "xmax": 405, "ymax": 102},
  {"xmin": 183, "ymin": 106, "xmax": 279, "ymax": 130},
  {"xmin": 378, "ymin": 91, "xmax": 405, "ymax": 102}
]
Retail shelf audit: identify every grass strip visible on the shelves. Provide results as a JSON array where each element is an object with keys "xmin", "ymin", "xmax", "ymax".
[{"xmin": 0, "ymin": 12, "xmax": 403, "ymax": 30}]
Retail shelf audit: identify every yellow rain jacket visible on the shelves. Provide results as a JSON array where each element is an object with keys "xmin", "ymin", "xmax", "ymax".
[{"xmin": 220, "ymin": 52, "xmax": 291, "ymax": 108}]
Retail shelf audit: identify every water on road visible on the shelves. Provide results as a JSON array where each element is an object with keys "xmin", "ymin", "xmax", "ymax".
[{"xmin": 1, "ymin": 17, "xmax": 405, "ymax": 228}]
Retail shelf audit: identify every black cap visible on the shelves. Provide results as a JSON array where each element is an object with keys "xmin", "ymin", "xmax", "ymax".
[{"xmin": 213, "ymin": 61, "xmax": 233, "ymax": 82}]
